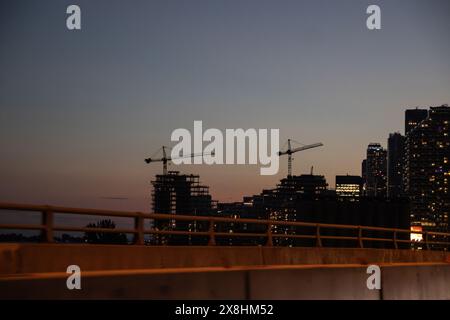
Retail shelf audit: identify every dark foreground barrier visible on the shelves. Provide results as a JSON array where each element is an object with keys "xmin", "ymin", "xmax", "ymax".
[{"xmin": 1, "ymin": 263, "xmax": 449, "ymax": 300}]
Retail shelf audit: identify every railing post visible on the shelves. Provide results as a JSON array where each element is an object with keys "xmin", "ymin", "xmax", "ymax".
[
  {"xmin": 358, "ymin": 227, "xmax": 364, "ymax": 248},
  {"xmin": 425, "ymin": 232, "xmax": 430, "ymax": 250},
  {"xmin": 134, "ymin": 214, "xmax": 145, "ymax": 245},
  {"xmin": 316, "ymin": 225, "xmax": 322, "ymax": 247},
  {"xmin": 393, "ymin": 230, "xmax": 398, "ymax": 249},
  {"xmin": 208, "ymin": 219, "xmax": 216, "ymax": 246},
  {"xmin": 41, "ymin": 208, "xmax": 54, "ymax": 243},
  {"xmin": 266, "ymin": 224, "xmax": 273, "ymax": 246}
]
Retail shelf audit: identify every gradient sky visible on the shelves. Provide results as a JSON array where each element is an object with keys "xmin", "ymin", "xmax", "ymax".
[{"xmin": 1, "ymin": 0, "xmax": 450, "ymax": 211}]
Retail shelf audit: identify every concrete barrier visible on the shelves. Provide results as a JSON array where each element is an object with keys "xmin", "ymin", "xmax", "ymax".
[
  {"xmin": 1, "ymin": 244, "xmax": 449, "ymax": 299},
  {"xmin": 248, "ymin": 265, "xmax": 380, "ymax": 300},
  {"xmin": 0, "ymin": 268, "xmax": 248, "ymax": 300},
  {"xmin": 1, "ymin": 244, "xmax": 449, "ymax": 274},
  {"xmin": 1, "ymin": 264, "xmax": 449, "ymax": 299},
  {"xmin": 381, "ymin": 264, "xmax": 450, "ymax": 300}
]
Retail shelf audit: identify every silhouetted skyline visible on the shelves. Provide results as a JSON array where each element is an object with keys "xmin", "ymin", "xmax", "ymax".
[{"xmin": 1, "ymin": 0, "xmax": 450, "ymax": 210}]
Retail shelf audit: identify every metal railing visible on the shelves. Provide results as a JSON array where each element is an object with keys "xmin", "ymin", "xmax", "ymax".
[{"xmin": 0, "ymin": 202, "xmax": 449, "ymax": 250}]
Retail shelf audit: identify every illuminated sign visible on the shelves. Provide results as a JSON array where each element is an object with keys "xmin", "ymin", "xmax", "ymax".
[{"xmin": 410, "ymin": 226, "xmax": 423, "ymax": 242}]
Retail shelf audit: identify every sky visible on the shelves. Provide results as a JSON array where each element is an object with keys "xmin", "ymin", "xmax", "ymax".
[{"xmin": 1, "ymin": 0, "xmax": 450, "ymax": 211}]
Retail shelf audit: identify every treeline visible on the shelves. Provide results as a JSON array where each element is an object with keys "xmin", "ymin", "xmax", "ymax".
[{"xmin": 0, "ymin": 219, "xmax": 129, "ymax": 244}]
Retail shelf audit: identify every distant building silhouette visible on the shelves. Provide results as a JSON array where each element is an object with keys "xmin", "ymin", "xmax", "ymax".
[
  {"xmin": 404, "ymin": 105, "xmax": 450, "ymax": 234},
  {"xmin": 276, "ymin": 174, "xmax": 329, "ymax": 200},
  {"xmin": 364, "ymin": 143, "xmax": 387, "ymax": 198},
  {"xmin": 405, "ymin": 108, "xmax": 428, "ymax": 135},
  {"xmin": 242, "ymin": 174, "xmax": 329, "ymax": 246},
  {"xmin": 336, "ymin": 175, "xmax": 363, "ymax": 199},
  {"xmin": 387, "ymin": 133, "xmax": 405, "ymax": 198},
  {"xmin": 361, "ymin": 159, "xmax": 367, "ymax": 195},
  {"xmin": 217, "ymin": 173, "xmax": 409, "ymax": 248}
]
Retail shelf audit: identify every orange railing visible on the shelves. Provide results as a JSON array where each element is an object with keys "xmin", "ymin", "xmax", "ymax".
[{"xmin": 0, "ymin": 202, "xmax": 449, "ymax": 250}]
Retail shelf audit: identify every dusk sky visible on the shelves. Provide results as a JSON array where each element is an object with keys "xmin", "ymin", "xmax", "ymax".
[{"xmin": 1, "ymin": 0, "xmax": 450, "ymax": 211}]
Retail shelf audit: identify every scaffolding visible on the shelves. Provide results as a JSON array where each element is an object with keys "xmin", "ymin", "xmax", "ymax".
[{"xmin": 151, "ymin": 171, "xmax": 214, "ymax": 245}]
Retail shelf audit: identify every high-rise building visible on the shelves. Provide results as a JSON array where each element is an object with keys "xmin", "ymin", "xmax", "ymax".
[
  {"xmin": 261, "ymin": 174, "xmax": 329, "ymax": 222},
  {"xmin": 405, "ymin": 108, "xmax": 428, "ymax": 135},
  {"xmin": 248, "ymin": 174, "xmax": 329, "ymax": 245},
  {"xmin": 365, "ymin": 143, "xmax": 387, "ymax": 197},
  {"xmin": 361, "ymin": 159, "xmax": 367, "ymax": 195},
  {"xmin": 336, "ymin": 175, "xmax": 363, "ymax": 199},
  {"xmin": 387, "ymin": 133, "xmax": 405, "ymax": 198},
  {"xmin": 404, "ymin": 105, "xmax": 450, "ymax": 233},
  {"xmin": 151, "ymin": 171, "xmax": 215, "ymax": 244},
  {"xmin": 278, "ymin": 175, "xmax": 329, "ymax": 199}
]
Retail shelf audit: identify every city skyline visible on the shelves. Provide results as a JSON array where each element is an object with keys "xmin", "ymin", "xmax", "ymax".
[{"xmin": 1, "ymin": 0, "xmax": 450, "ymax": 211}]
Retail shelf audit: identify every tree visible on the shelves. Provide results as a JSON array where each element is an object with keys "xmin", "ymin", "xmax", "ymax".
[{"xmin": 84, "ymin": 219, "xmax": 128, "ymax": 244}]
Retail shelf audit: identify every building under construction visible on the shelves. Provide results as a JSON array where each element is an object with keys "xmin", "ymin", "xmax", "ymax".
[{"xmin": 151, "ymin": 171, "xmax": 216, "ymax": 244}]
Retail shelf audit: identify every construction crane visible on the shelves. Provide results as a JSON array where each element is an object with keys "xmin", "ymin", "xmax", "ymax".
[
  {"xmin": 278, "ymin": 139, "xmax": 323, "ymax": 177},
  {"xmin": 145, "ymin": 146, "xmax": 214, "ymax": 175}
]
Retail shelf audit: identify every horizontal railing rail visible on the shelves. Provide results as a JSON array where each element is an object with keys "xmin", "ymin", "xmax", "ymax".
[{"xmin": 0, "ymin": 202, "xmax": 449, "ymax": 250}]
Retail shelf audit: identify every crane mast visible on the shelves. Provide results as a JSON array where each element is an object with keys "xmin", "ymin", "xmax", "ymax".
[
  {"xmin": 278, "ymin": 139, "xmax": 323, "ymax": 177},
  {"xmin": 145, "ymin": 146, "xmax": 170, "ymax": 175},
  {"xmin": 288, "ymin": 139, "xmax": 292, "ymax": 178}
]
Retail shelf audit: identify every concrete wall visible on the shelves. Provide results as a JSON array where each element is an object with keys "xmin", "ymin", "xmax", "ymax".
[
  {"xmin": 0, "ymin": 269, "xmax": 248, "ymax": 299},
  {"xmin": 1, "ymin": 244, "xmax": 449, "ymax": 299},
  {"xmin": 382, "ymin": 264, "xmax": 450, "ymax": 300},
  {"xmin": 1, "ymin": 243, "xmax": 449, "ymax": 274},
  {"xmin": 1, "ymin": 264, "xmax": 449, "ymax": 300},
  {"xmin": 248, "ymin": 265, "xmax": 380, "ymax": 300}
]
